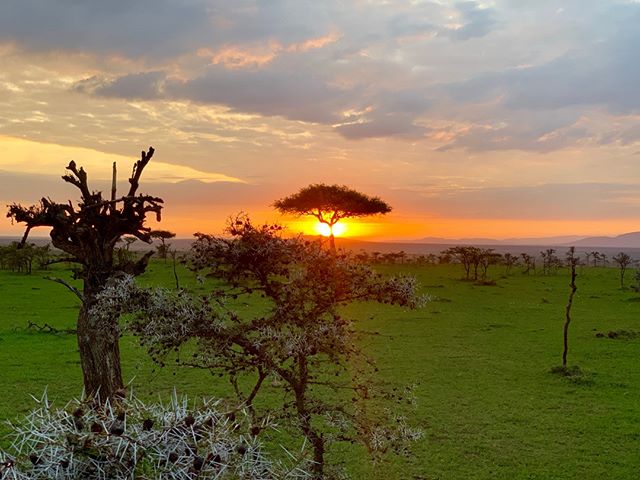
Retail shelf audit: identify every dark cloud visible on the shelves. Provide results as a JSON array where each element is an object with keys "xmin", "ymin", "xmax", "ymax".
[
  {"xmin": 0, "ymin": 0, "xmax": 214, "ymax": 60},
  {"xmin": 74, "ymin": 71, "xmax": 165, "ymax": 100},
  {"xmin": 165, "ymin": 67, "xmax": 352, "ymax": 124},
  {"xmin": 442, "ymin": 2, "xmax": 498, "ymax": 41},
  {"xmin": 387, "ymin": 1, "xmax": 497, "ymax": 43},
  {"xmin": 73, "ymin": 69, "xmax": 433, "ymax": 138},
  {"xmin": 334, "ymin": 117, "xmax": 425, "ymax": 140},
  {"xmin": 3, "ymin": 0, "xmax": 640, "ymax": 150}
]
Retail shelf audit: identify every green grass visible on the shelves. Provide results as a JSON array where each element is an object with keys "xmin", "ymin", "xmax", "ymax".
[{"xmin": 1, "ymin": 261, "xmax": 640, "ymax": 479}]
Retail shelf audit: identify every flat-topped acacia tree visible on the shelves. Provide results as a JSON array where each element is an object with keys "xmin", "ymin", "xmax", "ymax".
[
  {"xmin": 273, "ymin": 184, "xmax": 392, "ymax": 250},
  {"xmin": 7, "ymin": 147, "xmax": 163, "ymax": 400}
]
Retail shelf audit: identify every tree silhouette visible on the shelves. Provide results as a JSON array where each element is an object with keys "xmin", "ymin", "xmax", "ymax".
[
  {"xmin": 612, "ymin": 252, "xmax": 633, "ymax": 289},
  {"xmin": 562, "ymin": 247, "xmax": 579, "ymax": 368},
  {"xmin": 150, "ymin": 229, "xmax": 176, "ymax": 261},
  {"xmin": 273, "ymin": 184, "xmax": 391, "ymax": 250},
  {"xmin": 540, "ymin": 248, "xmax": 560, "ymax": 275},
  {"xmin": 7, "ymin": 147, "xmax": 162, "ymax": 400},
  {"xmin": 520, "ymin": 253, "xmax": 536, "ymax": 275},
  {"xmin": 502, "ymin": 253, "xmax": 519, "ymax": 275}
]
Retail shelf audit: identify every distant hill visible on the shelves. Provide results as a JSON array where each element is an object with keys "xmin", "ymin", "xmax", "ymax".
[
  {"xmin": 566, "ymin": 231, "xmax": 640, "ymax": 248},
  {"xmin": 410, "ymin": 232, "xmax": 640, "ymax": 248},
  {"xmin": 412, "ymin": 235, "xmax": 584, "ymax": 246}
]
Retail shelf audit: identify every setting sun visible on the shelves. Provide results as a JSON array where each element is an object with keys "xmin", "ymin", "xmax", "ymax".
[{"xmin": 314, "ymin": 222, "xmax": 347, "ymax": 237}]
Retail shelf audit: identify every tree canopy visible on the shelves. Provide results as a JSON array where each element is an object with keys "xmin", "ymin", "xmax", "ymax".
[
  {"xmin": 109, "ymin": 215, "xmax": 424, "ymax": 477},
  {"xmin": 273, "ymin": 184, "xmax": 391, "ymax": 250}
]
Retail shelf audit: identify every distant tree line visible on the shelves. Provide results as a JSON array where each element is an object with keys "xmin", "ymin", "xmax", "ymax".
[
  {"xmin": 0, "ymin": 242, "xmax": 52, "ymax": 274},
  {"xmin": 356, "ymin": 246, "xmax": 638, "ymax": 284}
]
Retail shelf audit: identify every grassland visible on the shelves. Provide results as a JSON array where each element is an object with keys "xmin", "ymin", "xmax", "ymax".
[{"xmin": 1, "ymin": 260, "xmax": 639, "ymax": 479}]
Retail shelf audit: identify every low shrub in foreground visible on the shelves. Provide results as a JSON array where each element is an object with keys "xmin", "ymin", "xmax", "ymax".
[{"xmin": 0, "ymin": 391, "xmax": 309, "ymax": 479}]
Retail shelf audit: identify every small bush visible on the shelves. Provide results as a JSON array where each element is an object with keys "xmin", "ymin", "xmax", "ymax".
[
  {"xmin": 594, "ymin": 330, "xmax": 640, "ymax": 340},
  {"xmin": 550, "ymin": 366, "xmax": 594, "ymax": 386},
  {"xmin": 474, "ymin": 280, "xmax": 497, "ymax": 286}
]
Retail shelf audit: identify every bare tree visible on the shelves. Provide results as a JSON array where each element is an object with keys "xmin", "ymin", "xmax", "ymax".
[
  {"xmin": 612, "ymin": 252, "xmax": 633, "ymax": 289},
  {"xmin": 520, "ymin": 253, "xmax": 536, "ymax": 275},
  {"xmin": 562, "ymin": 247, "xmax": 579, "ymax": 368},
  {"xmin": 540, "ymin": 248, "xmax": 561, "ymax": 275},
  {"xmin": 7, "ymin": 147, "xmax": 163, "ymax": 400},
  {"xmin": 502, "ymin": 253, "xmax": 519, "ymax": 275}
]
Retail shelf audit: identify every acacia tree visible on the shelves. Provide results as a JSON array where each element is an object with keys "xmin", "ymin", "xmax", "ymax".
[
  {"xmin": 7, "ymin": 147, "xmax": 162, "ymax": 400},
  {"xmin": 502, "ymin": 253, "xmax": 519, "ymax": 275},
  {"xmin": 612, "ymin": 252, "xmax": 633, "ymax": 289},
  {"xmin": 478, "ymin": 248, "xmax": 501, "ymax": 281},
  {"xmin": 113, "ymin": 215, "xmax": 423, "ymax": 478},
  {"xmin": 447, "ymin": 247, "xmax": 500, "ymax": 281},
  {"xmin": 443, "ymin": 246, "xmax": 472, "ymax": 279},
  {"xmin": 540, "ymin": 248, "xmax": 560, "ymax": 275},
  {"xmin": 520, "ymin": 253, "xmax": 536, "ymax": 275},
  {"xmin": 273, "ymin": 184, "xmax": 392, "ymax": 250},
  {"xmin": 150, "ymin": 229, "xmax": 176, "ymax": 261}
]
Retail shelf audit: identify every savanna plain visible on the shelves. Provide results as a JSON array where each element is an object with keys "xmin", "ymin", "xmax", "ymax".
[{"xmin": 1, "ymin": 259, "xmax": 639, "ymax": 479}]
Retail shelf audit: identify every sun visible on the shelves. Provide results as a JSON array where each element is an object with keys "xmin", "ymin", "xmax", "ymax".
[{"xmin": 314, "ymin": 222, "xmax": 347, "ymax": 237}]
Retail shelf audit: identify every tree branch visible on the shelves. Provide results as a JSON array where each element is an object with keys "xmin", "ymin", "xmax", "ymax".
[
  {"xmin": 128, "ymin": 147, "xmax": 155, "ymax": 197},
  {"xmin": 44, "ymin": 276, "xmax": 84, "ymax": 302},
  {"xmin": 62, "ymin": 160, "xmax": 92, "ymax": 200},
  {"xmin": 41, "ymin": 257, "xmax": 83, "ymax": 266},
  {"xmin": 19, "ymin": 225, "xmax": 32, "ymax": 246}
]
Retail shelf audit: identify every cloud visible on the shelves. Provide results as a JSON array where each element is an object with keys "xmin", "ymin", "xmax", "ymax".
[
  {"xmin": 74, "ymin": 71, "xmax": 165, "ymax": 100},
  {"xmin": 441, "ymin": 1, "xmax": 498, "ymax": 41},
  {"xmin": 170, "ymin": 65, "xmax": 355, "ymax": 124},
  {"xmin": 452, "ymin": 45, "xmax": 640, "ymax": 115},
  {"xmin": 335, "ymin": 113, "xmax": 428, "ymax": 140},
  {"xmin": 3, "ymin": 0, "xmax": 640, "ymax": 153},
  {"xmin": 0, "ymin": 0, "xmax": 214, "ymax": 60},
  {"xmin": 74, "ymin": 68, "xmax": 435, "ymax": 138},
  {"xmin": 200, "ymin": 33, "xmax": 341, "ymax": 69}
]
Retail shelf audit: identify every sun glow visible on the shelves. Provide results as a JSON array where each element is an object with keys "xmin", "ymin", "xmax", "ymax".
[{"xmin": 315, "ymin": 222, "xmax": 347, "ymax": 237}]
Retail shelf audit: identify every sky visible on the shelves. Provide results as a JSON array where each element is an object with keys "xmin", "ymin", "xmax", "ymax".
[{"xmin": 1, "ymin": 0, "xmax": 639, "ymax": 241}]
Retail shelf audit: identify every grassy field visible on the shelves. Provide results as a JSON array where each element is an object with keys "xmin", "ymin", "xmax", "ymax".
[{"xmin": 1, "ymin": 260, "xmax": 639, "ymax": 479}]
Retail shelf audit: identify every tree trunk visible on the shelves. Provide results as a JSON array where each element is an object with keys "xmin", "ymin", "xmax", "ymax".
[
  {"xmin": 562, "ymin": 260, "xmax": 578, "ymax": 368},
  {"xmin": 76, "ymin": 300, "xmax": 124, "ymax": 400},
  {"xmin": 328, "ymin": 233, "xmax": 335, "ymax": 252},
  {"xmin": 306, "ymin": 427, "xmax": 325, "ymax": 480}
]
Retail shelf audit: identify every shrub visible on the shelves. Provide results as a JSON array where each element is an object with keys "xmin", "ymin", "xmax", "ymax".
[{"xmin": 0, "ymin": 391, "xmax": 309, "ymax": 479}]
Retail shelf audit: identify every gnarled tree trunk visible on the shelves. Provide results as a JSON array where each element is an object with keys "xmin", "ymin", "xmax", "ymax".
[
  {"xmin": 77, "ymin": 303, "xmax": 124, "ymax": 399},
  {"xmin": 7, "ymin": 146, "xmax": 162, "ymax": 402}
]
